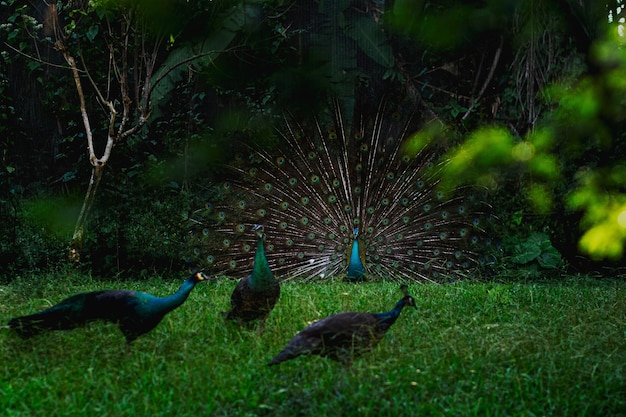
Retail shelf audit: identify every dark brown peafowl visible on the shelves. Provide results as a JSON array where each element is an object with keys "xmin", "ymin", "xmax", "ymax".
[
  {"xmin": 7, "ymin": 272, "xmax": 208, "ymax": 344},
  {"xmin": 268, "ymin": 284, "xmax": 416, "ymax": 366},
  {"xmin": 189, "ymin": 99, "xmax": 487, "ymax": 282},
  {"xmin": 221, "ymin": 225, "xmax": 280, "ymax": 324}
]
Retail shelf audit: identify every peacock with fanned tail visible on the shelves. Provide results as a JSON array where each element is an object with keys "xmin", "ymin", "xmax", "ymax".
[
  {"xmin": 268, "ymin": 284, "xmax": 417, "ymax": 366},
  {"xmin": 189, "ymin": 99, "xmax": 486, "ymax": 283},
  {"xmin": 7, "ymin": 272, "xmax": 208, "ymax": 344}
]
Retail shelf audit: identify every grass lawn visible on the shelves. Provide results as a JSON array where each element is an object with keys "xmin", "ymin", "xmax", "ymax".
[{"xmin": 1, "ymin": 271, "xmax": 624, "ymax": 416}]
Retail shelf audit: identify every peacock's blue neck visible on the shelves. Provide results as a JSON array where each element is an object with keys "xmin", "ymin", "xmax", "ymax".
[
  {"xmin": 249, "ymin": 236, "xmax": 274, "ymax": 291},
  {"xmin": 149, "ymin": 277, "xmax": 198, "ymax": 314},
  {"xmin": 347, "ymin": 237, "xmax": 365, "ymax": 280},
  {"xmin": 372, "ymin": 299, "xmax": 406, "ymax": 329}
]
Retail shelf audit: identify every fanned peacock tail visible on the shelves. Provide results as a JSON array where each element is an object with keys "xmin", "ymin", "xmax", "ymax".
[{"xmin": 189, "ymin": 99, "xmax": 487, "ymax": 283}]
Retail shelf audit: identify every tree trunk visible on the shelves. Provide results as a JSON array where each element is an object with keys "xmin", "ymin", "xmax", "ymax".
[{"xmin": 69, "ymin": 163, "xmax": 105, "ymax": 263}]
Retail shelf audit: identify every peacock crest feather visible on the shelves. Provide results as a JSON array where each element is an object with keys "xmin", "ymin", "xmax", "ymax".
[{"xmin": 189, "ymin": 100, "xmax": 487, "ymax": 282}]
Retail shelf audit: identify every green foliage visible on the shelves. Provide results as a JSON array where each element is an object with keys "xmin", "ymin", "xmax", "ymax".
[
  {"xmin": 4, "ymin": 0, "xmax": 626, "ymax": 276},
  {"xmin": 438, "ymin": 126, "xmax": 515, "ymax": 192},
  {"xmin": 314, "ymin": 0, "xmax": 395, "ymax": 95},
  {"xmin": 149, "ymin": 0, "xmax": 247, "ymax": 121},
  {"xmin": 566, "ymin": 170, "xmax": 626, "ymax": 260},
  {"xmin": 535, "ymin": 28, "xmax": 626, "ymax": 261},
  {"xmin": 388, "ymin": 1, "xmax": 511, "ymax": 51},
  {"xmin": 1, "ymin": 275, "xmax": 624, "ymax": 415},
  {"xmin": 192, "ymin": 0, "xmax": 403, "ymax": 121},
  {"xmin": 425, "ymin": 21, "xmax": 626, "ymax": 266},
  {"xmin": 511, "ymin": 232, "xmax": 561, "ymax": 269},
  {"xmin": 0, "ymin": 194, "xmax": 74, "ymax": 278},
  {"xmin": 81, "ymin": 179, "xmax": 199, "ymax": 275},
  {"xmin": 20, "ymin": 196, "xmax": 80, "ymax": 240},
  {"xmin": 0, "ymin": 58, "xmax": 16, "ymax": 140}
]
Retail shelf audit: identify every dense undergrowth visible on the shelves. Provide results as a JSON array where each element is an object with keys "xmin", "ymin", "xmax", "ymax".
[{"xmin": 1, "ymin": 271, "xmax": 624, "ymax": 416}]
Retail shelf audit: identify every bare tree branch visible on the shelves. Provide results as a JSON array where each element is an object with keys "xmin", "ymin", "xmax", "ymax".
[
  {"xmin": 3, "ymin": 41, "xmax": 77, "ymax": 71},
  {"xmin": 461, "ymin": 37, "xmax": 503, "ymax": 121}
]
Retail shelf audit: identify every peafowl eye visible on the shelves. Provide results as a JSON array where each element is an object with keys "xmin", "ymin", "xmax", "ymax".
[{"xmin": 188, "ymin": 99, "xmax": 488, "ymax": 283}]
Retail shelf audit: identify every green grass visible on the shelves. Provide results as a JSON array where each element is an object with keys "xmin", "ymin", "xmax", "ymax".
[{"xmin": 1, "ymin": 272, "xmax": 625, "ymax": 416}]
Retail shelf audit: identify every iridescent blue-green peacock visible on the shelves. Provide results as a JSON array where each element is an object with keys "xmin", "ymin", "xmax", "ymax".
[
  {"xmin": 7, "ymin": 272, "xmax": 208, "ymax": 344},
  {"xmin": 189, "ymin": 100, "xmax": 486, "ymax": 283},
  {"xmin": 221, "ymin": 225, "xmax": 280, "ymax": 324}
]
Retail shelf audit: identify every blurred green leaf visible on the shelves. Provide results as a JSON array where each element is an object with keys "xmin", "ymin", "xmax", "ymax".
[
  {"xmin": 86, "ymin": 25, "xmax": 99, "ymax": 41},
  {"xmin": 527, "ymin": 184, "xmax": 553, "ymax": 214}
]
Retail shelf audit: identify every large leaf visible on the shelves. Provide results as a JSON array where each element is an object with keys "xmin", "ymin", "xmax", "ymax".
[
  {"xmin": 511, "ymin": 232, "xmax": 562, "ymax": 268},
  {"xmin": 307, "ymin": 9, "xmax": 357, "ymax": 108},
  {"xmin": 537, "ymin": 246, "xmax": 562, "ymax": 269},
  {"xmin": 343, "ymin": 15, "xmax": 394, "ymax": 69},
  {"xmin": 149, "ymin": 3, "xmax": 247, "ymax": 121},
  {"xmin": 308, "ymin": 1, "xmax": 394, "ymax": 121},
  {"xmin": 511, "ymin": 240, "xmax": 541, "ymax": 264}
]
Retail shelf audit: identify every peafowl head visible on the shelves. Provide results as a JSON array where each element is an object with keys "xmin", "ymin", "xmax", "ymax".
[
  {"xmin": 191, "ymin": 271, "xmax": 210, "ymax": 283},
  {"xmin": 400, "ymin": 284, "xmax": 417, "ymax": 309},
  {"xmin": 252, "ymin": 224, "xmax": 265, "ymax": 241}
]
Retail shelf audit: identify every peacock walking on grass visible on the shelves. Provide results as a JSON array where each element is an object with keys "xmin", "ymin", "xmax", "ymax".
[
  {"xmin": 7, "ymin": 272, "xmax": 208, "ymax": 344},
  {"xmin": 221, "ymin": 225, "xmax": 280, "ymax": 324},
  {"xmin": 268, "ymin": 284, "xmax": 417, "ymax": 366},
  {"xmin": 189, "ymin": 99, "xmax": 487, "ymax": 283}
]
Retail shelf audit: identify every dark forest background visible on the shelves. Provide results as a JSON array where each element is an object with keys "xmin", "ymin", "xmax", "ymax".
[{"xmin": 1, "ymin": 0, "xmax": 625, "ymax": 281}]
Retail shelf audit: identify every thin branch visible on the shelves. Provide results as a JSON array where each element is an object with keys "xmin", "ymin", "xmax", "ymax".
[
  {"xmin": 461, "ymin": 37, "xmax": 503, "ymax": 121},
  {"xmin": 411, "ymin": 80, "xmax": 473, "ymax": 101},
  {"xmin": 55, "ymin": 40, "xmax": 98, "ymax": 166},
  {"xmin": 79, "ymin": 49, "xmax": 112, "ymax": 121},
  {"xmin": 102, "ymin": 106, "xmax": 117, "ymax": 162},
  {"xmin": 105, "ymin": 17, "xmax": 114, "ymax": 101},
  {"xmin": 118, "ymin": 116, "xmax": 149, "ymax": 141},
  {"xmin": 3, "ymin": 41, "xmax": 78, "ymax": 71},
  {"xmin": 118, "ymin": 12, "xmax": 132, "ymax": 138},
  {"xmin": 471, "ymin": 52, "xmax": 486, "ymax": 97},
  {"xmin": 134, "ymin": 19, "xmax": 142, "ymax": 115},
  {"xmin": 266, "ymin": 0, "xmax": 297, "ymax": 19},
  {"xmin": 144, "ymin": 34, "xmax": 163, "ymax": 112}
]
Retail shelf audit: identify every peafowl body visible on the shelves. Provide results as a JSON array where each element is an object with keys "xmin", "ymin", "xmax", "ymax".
[
  {"xmin": 268, "ymin": 285, "xmax": 416, "ymax": 365},
  {"xmin": 8, "ymin": 272, "xmax": 207, "ymax": 343},
  {"xmin": 190, "ymin": 100, "xmax": 485, "ymax": 282},
  {"xmin": 222, "ymin": 225, "xmax": 280, "ymax": 323}
]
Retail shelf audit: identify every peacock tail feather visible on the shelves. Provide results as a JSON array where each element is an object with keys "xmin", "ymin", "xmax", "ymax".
[{"xmin": 189, "ymin": 99, "xmax": 488, "ymax": 283}]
